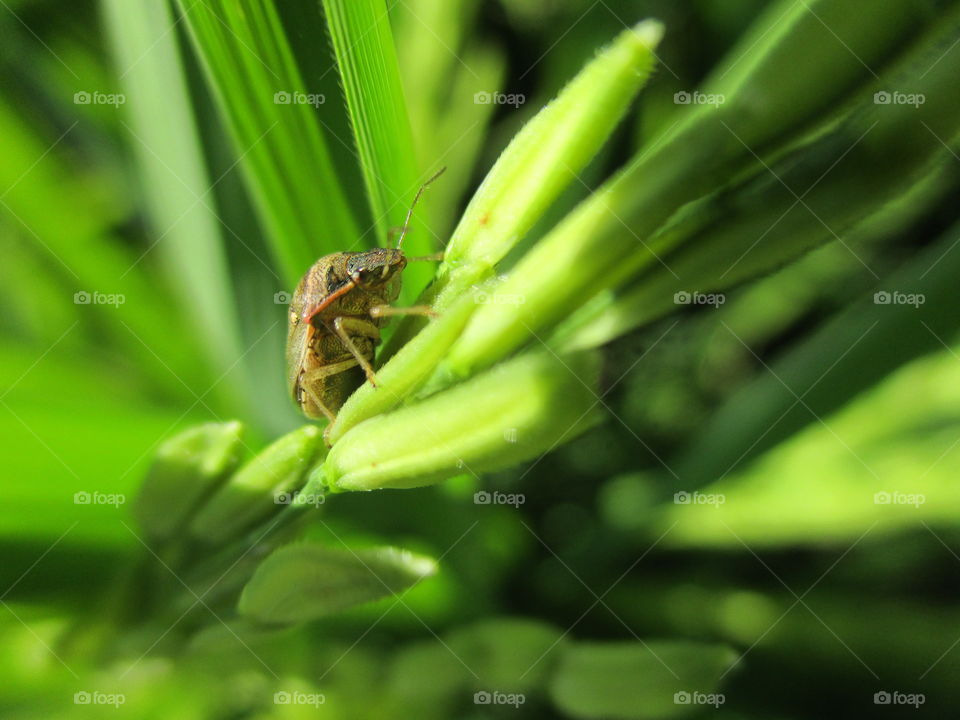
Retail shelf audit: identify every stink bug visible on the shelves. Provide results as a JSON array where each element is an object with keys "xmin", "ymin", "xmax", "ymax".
[{"xmin": 286, "ymin": 168, "xmax": 445, "ymax": 426}]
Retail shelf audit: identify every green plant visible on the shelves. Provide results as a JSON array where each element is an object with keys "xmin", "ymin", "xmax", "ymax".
[{"xmin": 3, "ymin": 0, "xmax": 960, "ymax": 717}]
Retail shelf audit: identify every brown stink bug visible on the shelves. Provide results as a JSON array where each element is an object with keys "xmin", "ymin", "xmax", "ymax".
[{"xmin": 286, "ymin": 168, "xmax": 445, "ymax": 426}]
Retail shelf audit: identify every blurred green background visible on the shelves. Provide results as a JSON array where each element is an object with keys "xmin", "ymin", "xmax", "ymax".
[{"xmin": 2, "ymin": 0, "xmax": 960, "ymax": 717}]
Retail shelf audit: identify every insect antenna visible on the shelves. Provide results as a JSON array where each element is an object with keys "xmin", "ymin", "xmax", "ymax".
[{"xmin": 394, "ymin": 166, "xmax": 447, "ymax": 252}]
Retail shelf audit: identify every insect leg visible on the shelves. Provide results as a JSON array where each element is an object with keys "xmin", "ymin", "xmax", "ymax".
[
  {"xmin": 369, "ymin": 304, "xmax": 438, "ymax": 319},
  {"xmin": 301, "ymin": 384, "xmax": 337, "ymax": 423},
  {"xmin": 329, "ymin": 317, "xmax": 381, "ymax": 386},
  {"xmin": 299, "ymin": 358, "xmax": 360, "ymax": 423}
]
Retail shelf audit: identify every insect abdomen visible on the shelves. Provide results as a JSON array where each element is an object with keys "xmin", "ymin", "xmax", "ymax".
[{"xmin": 297, "ymin": 327, "xmax": 377, "ymax": 419}]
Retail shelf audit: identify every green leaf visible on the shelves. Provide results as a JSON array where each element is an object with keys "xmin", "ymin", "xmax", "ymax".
[
  {"xmin": 133, "ymin": 421, "xmax": 244, "ymax": 542},
  {"xmin": 556, "ymin": 6, "xmax": 960, "ymax": 352},
  {"xmin": 439, "ymin": 1, "xmax": 960, "ymax": 376},
  {"xmin": 189, "ymin": 425, "xmax": 324, "ymax": 546},
  {"xmin": 548, "ymin": 641, "xmax": 737, "ymax": 719},
  {"xmin": 321, "ymin": 350, "xmax": 601, "ymax": 492},
  {"xmin": 671, "ymin": 217, "xmax": 960, "ymax": 490},
  {"xmin": 175, "ymin": 0, "xmax": 360, "ymax": 285},
  {"xmin": 447, "ymin": 617, "xmax": 568, "ymax": 691},
  {"xmin": 674, "ymin": 0, "xmax": 932, "ymax": 146},
  {"xmin": 321, "ymin": 0, "xmax": 433, "ymax": 301},
  {"xmin": 381, "ymin": 641, "xmax": 470, "ymax": 719},
  {"xmin": 656, "ymin": 339, "xmax": 960, "ymax": 548},
  {"xmin": 238, "ymin": 544, "xmax": 437, "ymax": 624},
  {"xmin": 393, "ymin": 0, "xmax": 506, "ymax": 239},
  {"xmin": 0, "ymin": 98, "xmax": 205, "ymax": 399},
  {"xmin": 102, "ymin": 0, "xmax": 249, "ymax": 415}
]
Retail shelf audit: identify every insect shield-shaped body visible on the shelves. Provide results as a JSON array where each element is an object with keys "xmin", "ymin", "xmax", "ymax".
[
  {"xmin": 286, "ymin": 248, "xmax": 406, "ymax": 424},
  {"xmin": 286, "ymin": 167, "xmax": 446, "ymax": 430}
]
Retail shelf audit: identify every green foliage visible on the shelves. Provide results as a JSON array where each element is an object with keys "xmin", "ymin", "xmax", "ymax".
[
  {"xmin": 189, "ymin": 424, "xmax": 323, "ymax": 545},
  {"xmin": 174, "ymin": 0, "xmax": 360, "ymax": 285},
  {"xmin": 238, "ymin": 544, "xmax": 437, "ymax": 624},
  {"xmin": 2, "ymin": 0, "xmax": 959, "ymax": 717},
  {"xmin": 134, "ymin": 421, "xmax": 244, "ymax": 542},
  {"xmin": 320, "ymin": 350, "xmax": 601, "ymax": 491},
  {"xmin": 549, "ymin": 641, "xmax": 737, "ymax": 719},
  {"xmin": 321, "ymin": 0, "xmax": 434, "ymax": 301}
]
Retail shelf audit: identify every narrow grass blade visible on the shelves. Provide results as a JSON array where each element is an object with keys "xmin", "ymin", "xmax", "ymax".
[
  {"xmin": 175, "ymin": 0, "xmax": 360, "ymax": 285},
  {"xmin": 393, "ymin": 0, "xmax": 506, "ymax": 239},
  {"xmin": 674, "ymin": 217, "xmax": 960, "ymax": 489},
  {"xmin": 103, "ymin": 0, "xmax": 250, "ymax": 414},
  {"xmin": 321, "ymin": 0, "xmax": 432, "ymax": 300}
]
